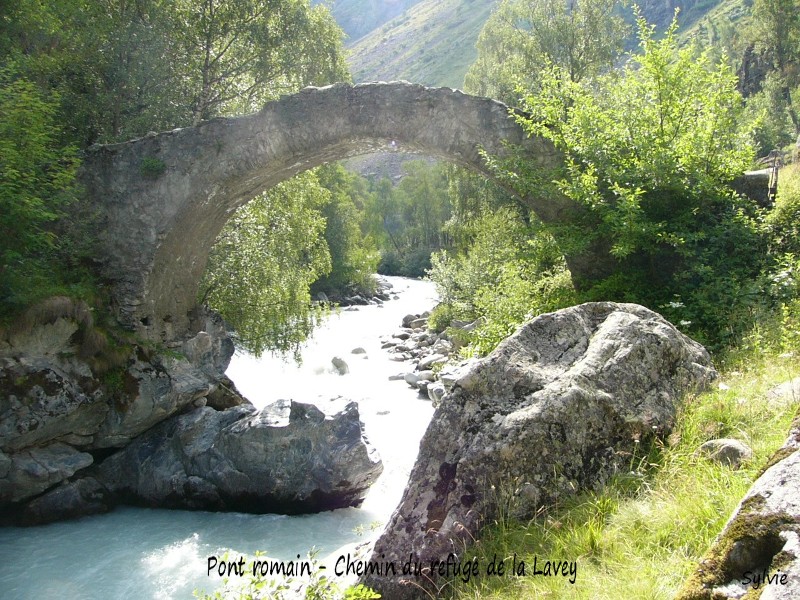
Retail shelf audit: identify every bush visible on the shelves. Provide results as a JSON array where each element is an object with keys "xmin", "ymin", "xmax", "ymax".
[
  {"xmin": 427, "ymin": 206, "xmax": 574, "ymax": 355},
  {"xmin": 509, "ymin": 16, "xmax": 766, "ymax": 347},
  {"xmin": 0, "ymin": 69, "xmax": 83, "ymax": 319},
  {"xmin": 766, "ymin": 163, "xmax": 800, "ymax": 257}
]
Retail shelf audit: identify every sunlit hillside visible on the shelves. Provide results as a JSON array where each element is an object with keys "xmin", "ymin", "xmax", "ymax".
[
  {"xmin": 314, "ymin": 0, "xmax": 425, "ymax": 43},
  {"xmin": 346, "ymin": 0, "xmax": 497, "ymax": 89}
]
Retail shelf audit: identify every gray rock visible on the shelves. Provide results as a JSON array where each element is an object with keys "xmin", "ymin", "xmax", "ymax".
[
  {"xmin": 417, "ymin": 370, "xmax": 435, "ymax": 382},
  {"xmin": 698, "ymin": 438, "xmax": 753, "ymax": 468},
  {"xmin": 461, "ymin": 318, "xmax": 483, "ymax": 333},
  {"xmin": 206, "ymin": 375, "xmax": 250, "ymax": 411},
  {"xmin": 20, "ymin": 477, "xmax": 112, "ymax": 525},
  {"xmin": 3, "ymin": 443, "xmax": 93, "ymax": 503},
  {"xmin": 97, "ymin": 400, "xmax": 383, "ymax": 513},
  {"xmin": 331, "ymin": 356, "xmax": 349, "ymax": 375},
  {"xmin": 417, "ymin": 353, "xmax": 447, "ymax": 371},
  {"xmin": 0, "ymin": 358, "xmax": 109, "ymax": 452},
  {"xmin": 364, "ymin": 302, "xmax": 715, "ymax": 599},
  {"xmin": 401, "ymin": 314, "xmax": 418, "ymax": 328},
  {"xmin": 351, "ymin": 347, "xmax": 367, "ymax": 355},
  {"xmin": 767, "ymin": 377, "xmax": 800, "ymax": 406},
  {"xmin": 432, "ymin": 339, "xmax": 454, "ymax": 355},
  {"xmin": 439, "ymin": 360, "xmax": 479, "ymax": 392},
  {"xmin": 427, "ymin": 382, "xmax": 446, "ymax": 406},
  {"xmin": 409, "ymin": 318, "xmax": 428, "ymax": 330},
  {"xmin": 1, "ymin": 303, "xmax": 240, "ymax": 516},
  {"xmin": 404, "ymin": 373, "xmax": 420, "ymax": 388}
]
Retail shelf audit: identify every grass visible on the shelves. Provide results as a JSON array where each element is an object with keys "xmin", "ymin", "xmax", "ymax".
[{"xmin": 446, "ymin": 310, "xmax": 800, "ymax": 600}]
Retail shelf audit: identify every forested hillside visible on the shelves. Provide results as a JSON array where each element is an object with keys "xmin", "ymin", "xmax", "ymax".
[{"xmin": 343, "ymin": 0, "xmax": 736, "ymax": 90}]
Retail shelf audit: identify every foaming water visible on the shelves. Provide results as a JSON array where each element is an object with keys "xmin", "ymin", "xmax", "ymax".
[{"xmin": 0, "ymin": 277, "xmax": 437, "ymax": 600}]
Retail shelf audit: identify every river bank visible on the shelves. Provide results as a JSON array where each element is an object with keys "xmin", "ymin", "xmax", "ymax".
[{"xmin": 0, "ymin": 276, "xmax": 438, "ymax": 599}]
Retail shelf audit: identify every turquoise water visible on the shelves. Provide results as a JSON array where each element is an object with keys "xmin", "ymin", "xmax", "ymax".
[{"xmin": 0, "ymin": 277, "xmax": 437, "ymax": 600}]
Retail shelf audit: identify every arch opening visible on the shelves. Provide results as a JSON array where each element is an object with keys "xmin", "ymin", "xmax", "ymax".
[{"xmin": 81, "ymin": 82, "xmax": 578, "ymax": 342}]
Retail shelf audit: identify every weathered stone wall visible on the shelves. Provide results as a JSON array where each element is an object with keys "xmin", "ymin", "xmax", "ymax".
[{"xmin": 80, "ymin": 82, "xmax": 573, "ymax": 343}]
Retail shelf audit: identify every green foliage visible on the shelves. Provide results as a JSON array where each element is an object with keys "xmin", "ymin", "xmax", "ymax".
[
  {"xmin": 0, "ymin": 69, "xmax": 83, "ymax": 316},
  {"xmin": 139, "ymin": 156, "xmax": 166, "ymax": 179},
  {"xmin": 2, "ymin": 0, "xmax": 349, "ymax": 145},
  {"xmin": 428, "ymin": 207, "xmax": 575, "ymax": 355},
  {"xmin": 364, "ymin": 161, "xmax": 453, "ymax": 277},
  {"xmin": 745, "ymin": 0, "xmax": 800, "ymax": 137},
  {"xmin": 465, "ymin": 0, "xmax": 629, "ymax": 102},
  {"xmin": 766, "ymin": 164, "xmax": 800, "ymax": 257},
  {"xmin": 199, "ymin": 172, "xmax": 332, "ymax": 358},
  {"xmin": 742, "ymin": 76, "xmax": 798, "ymax": 156},
  {"xmin": 513, "ymin": 16, "xmax": 764, "ymax": 346},
  {"xmin": 312, "ymin": 164, "xmax": 380, "ymax": 296}
]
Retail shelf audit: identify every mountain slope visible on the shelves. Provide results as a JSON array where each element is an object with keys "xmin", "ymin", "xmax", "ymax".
[
  {"xmin": 346, "ymin": 0, "xmax": 498, "ymax": 89},
  {"xmin": 314, "ymin": 0, "xmax": 426, "ymax": 43}
]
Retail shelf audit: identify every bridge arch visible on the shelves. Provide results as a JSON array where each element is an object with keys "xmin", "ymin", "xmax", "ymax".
[{"xmin": 82, "ymin": 82, "xmax": 589, "ymax": 341}]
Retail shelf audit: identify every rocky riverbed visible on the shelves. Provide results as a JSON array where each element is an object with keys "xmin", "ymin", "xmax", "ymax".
[{"xmin": 381, "ymin": 310, "xmax": 481, "ymax": 406}]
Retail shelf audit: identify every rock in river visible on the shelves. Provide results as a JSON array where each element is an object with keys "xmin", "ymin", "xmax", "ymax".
[
  {"xmin": 364, "ymin": 302, "xmax": 716, "ymax": 599},
  {"xmin": 89, "ymin": 399, "xmax": 383, "ymax": 514}
]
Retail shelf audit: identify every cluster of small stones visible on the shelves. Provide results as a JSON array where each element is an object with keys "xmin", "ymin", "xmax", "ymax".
[{"xmin": 382, "ymin": 311, "xmax": 480, "ymax": 404}]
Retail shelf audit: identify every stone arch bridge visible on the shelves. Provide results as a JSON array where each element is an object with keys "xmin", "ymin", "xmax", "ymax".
[{"xmin": 82, "ymin": 82, "xmax": 598, "ymax": 342}]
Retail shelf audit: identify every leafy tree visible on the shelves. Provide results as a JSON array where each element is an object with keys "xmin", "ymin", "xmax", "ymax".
[
  {"xmin": 312, "ymin": 164, "xmax": 380, "ymax": 296},
  {"xmin": 428, "ymin": 206, "xmax": 573, "ymax": 354},
  {"xmin": 465, "ymin": 0, "xmax": 628, "ymax": 102},
  {"xmin": 749, "ymin": 0, "xmax": 800, "ymax": 135},
  {"xmin": 0, "ymin": 70, "xmax": 80, "ymax": 314},
  {"xmin": 199, "ymin": 172, "xmax": 331, "ymax": 357},
  {"xmin": 176, "ymin": 0, "xmax": 350, "ymax": 124},
  {"xmin": 394, "ymin": 161, "xmax": 452, "ymax": 251},
  {"xmin": 2, "ymin": 0, "xmax": 349, "ymax": 144},
  {"xmin": 510, "ymin": 17, "xmax": 764, "ymax": 345},
  {"xmin": 360, "ymin": 161, "xmax": 454, "ymax": 277}
]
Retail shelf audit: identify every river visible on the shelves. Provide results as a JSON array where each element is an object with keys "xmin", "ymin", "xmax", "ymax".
[{"xmin": 0, "ymin": 276, "xmax": 438, "ymax": 599}]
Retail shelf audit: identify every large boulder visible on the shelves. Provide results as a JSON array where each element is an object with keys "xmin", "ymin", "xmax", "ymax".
[
  {"xmin": 94, "ymin": 399, "xmax": 383, "ymax": 514},
  {"xmin": 364, "ymin": 302, "xmax": 716, "ymax": 599},
  {"xmin": 0, "ymin": 301, "xmax": 237, "ymax": 514}
]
